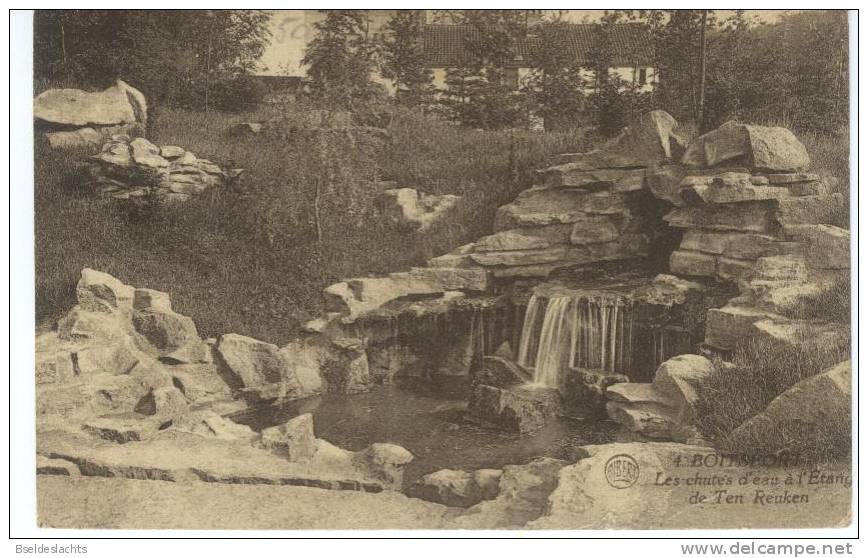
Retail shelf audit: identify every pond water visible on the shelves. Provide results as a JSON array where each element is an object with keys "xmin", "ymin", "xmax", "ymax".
[{"xmin": 230, "ymin": 379, "xmax": 622, "ymax": 486}]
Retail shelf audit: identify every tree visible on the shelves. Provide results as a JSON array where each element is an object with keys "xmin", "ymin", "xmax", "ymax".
[
  {"xmin": 302, "ymin": 10, "xmax": 378, "ymax": 111},
  {"xmin": 379, "ymin": 11, "xmax": 435, "ymax": 107},
  {"xmin": 583, "ymin": 17, "xmax": 653, "ymax": 137},
  {"xmin": 439, "ymin": 10, "xmax": 531, "ymax": 129},
  {"xmin": 523, "ymin": 18, "xmax": 589, "ymax": 131},
  {"xmin": 33, "ymin": 10, "xmax": 272, "ymax": 109}
]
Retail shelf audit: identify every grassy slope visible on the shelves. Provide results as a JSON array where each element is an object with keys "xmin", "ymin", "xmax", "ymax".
[{"xmin": 35, "ymin": 106, "xmax": 591, "ymax": 343}]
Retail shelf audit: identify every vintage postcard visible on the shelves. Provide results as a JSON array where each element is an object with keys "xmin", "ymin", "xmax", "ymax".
[{"xmin": 20, "ymin": 7, "xmax": 854, "ymax": 534}]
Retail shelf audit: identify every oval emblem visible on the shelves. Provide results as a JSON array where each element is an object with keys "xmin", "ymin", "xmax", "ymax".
[{"xmin": 605, "ymin": 453, "xmax": 640, "ymax": 489}]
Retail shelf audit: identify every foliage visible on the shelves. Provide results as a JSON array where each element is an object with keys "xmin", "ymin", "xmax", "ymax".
[
  {"xmin": 302, "ymin": 10, "xmax": 379, "ymax": 111},
  {"xmin": 522, "ymin": 20, "xmax": 588, "ymax": 131},
  {"xmin": 208, "ymin": 75, "xmax": 270, "ymax": 113},
  {"xmin": 35, "ymin": 104, "xmax": 592, "ymax": 343},
  {"xmin": 439, "ymin": 10, "xmax": 533, "ymax": 129},
  {"xmin": 695, "ymin": 332, "xmax": 850, "ymax": 462},
  {"xmin": 605, "ymin": 9, "xmax": 848, "ymax": 134},
  {"xmin": 33, "ymin": 10, "xmax": 272, "ymax": 110},
  {"xmin": 379, "ymin": 11, "xmax": 435, "ymax": 107},
  {"xmin": 582, "ymin": 20, "xmax": 655, "ymax": 138}
]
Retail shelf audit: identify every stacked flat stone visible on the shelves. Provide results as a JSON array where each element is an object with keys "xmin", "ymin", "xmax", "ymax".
[
  {"xmin": 87, "ymin": 135, "xmax": 239, "ymax": 202},
  {"xmin": 663, "ymin": 169, "xmax": 848, "ymax": 352},
  {"xmin": 425, "ymin": 110, "xmax": 685, "ymax": 279}
]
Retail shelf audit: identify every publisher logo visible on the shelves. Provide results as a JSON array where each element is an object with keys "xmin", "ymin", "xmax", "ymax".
[{"xmin": 605, "ymin": 454, "xmax": 640, "ymax": 489}]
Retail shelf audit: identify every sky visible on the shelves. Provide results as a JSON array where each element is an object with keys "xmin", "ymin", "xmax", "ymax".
[{"xmin": 256, "ymin": 9, "xmax": 795, "ymax": 76}]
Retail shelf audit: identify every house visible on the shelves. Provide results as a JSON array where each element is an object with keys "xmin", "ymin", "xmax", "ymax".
[
  {"xmin": 257, "ymin": 10, "xmax": 657, "ymax": 94},
  {"xmin": 421, "ymin": 22, "xmax": 657, "ymax": 92}
]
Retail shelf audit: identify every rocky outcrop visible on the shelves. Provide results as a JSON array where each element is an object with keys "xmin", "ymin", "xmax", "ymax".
[
  {"xmin": 35, "ymin": 80, "xmax": 147, "ymax": 149},
  {"xmin": 377, "ymin": 188, "xmax": 461, "ymax": 231},
  {"xmin": 681, "ymin": 122, "xmax": 810, "ymax": 172},
  {"xmin": 408, "ymin": 468, "xmax": 502, "ymax": 508},
  {"xmin": 728, "ymin": 360, "xmax": 851, "ymax": 453},
  {"xmin": 654, "ymin": 121, "xmax": 850, "ymax": 353},
  {"xmin": 605, "ymin": 354, "xmax": 714, "ymax": 442},
  {"xmin": 259, "ymin": 413, "xmax": 317, "ymax": 462},
  {"xmin": 86, "ymin": 135, "xmax": 242, "ymax": 202},
  {"xmin": 467, "ymin": 383, "xmax": 561, "ymax": 434}
]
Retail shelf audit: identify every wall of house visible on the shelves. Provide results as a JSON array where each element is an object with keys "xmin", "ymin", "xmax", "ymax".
[{"xmin": 431, "ymin": 66, "xmax": 656, "ymax": 94}]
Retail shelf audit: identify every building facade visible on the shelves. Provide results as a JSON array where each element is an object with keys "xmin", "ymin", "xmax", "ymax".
[{"xmin": 258, "ymin": 10, "xmax": 657, "ymax": 95}]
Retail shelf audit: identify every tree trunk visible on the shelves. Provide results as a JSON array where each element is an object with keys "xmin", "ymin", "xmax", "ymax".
[{"xmin": 697, "ymin": 10, "xmax": 708, "ymax": 133}]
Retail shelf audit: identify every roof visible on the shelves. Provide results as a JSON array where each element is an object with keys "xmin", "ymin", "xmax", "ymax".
[{"xmin": 422, "ymin": 23, "xmax": 655, "ymax": 68}]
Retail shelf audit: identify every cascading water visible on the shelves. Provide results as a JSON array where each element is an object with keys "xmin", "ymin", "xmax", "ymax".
[{"xmin": 517, "ymin": 294, "xmax": 635, "ymax": 387}]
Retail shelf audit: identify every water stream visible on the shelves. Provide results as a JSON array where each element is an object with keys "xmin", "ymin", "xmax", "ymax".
[{"xmin": 517, "ymin": 294, "xmax": 636, "ymax": 387}]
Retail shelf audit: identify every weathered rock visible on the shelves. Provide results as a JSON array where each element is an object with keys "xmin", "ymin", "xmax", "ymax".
[
  {"xmin": 73, "ymin": 339, "xmax": 142, "ymax": 376},
  {"xmin": 44, "ymin": 127, "xmax": 103, "ymax": 149},
  {"xmin": 133, "ymin": 288, "xmax": 172, "ymax": 312},
  {"xmin": 76, "ymin": 268, "xmax": 135, "ymax": 313},
  {"xmin": 470, "ymin": 245, "xmax": 568, "ymax": 267},
  {"xmin": 495, "ymin": 189, "xmax": 628, "ymax": 230},
  {"xmin": 170, "ymin": 410, "xmax": 258, "ymax": 442},
  {"xmin": 605, "ymin": 400, "xmax": 679, "ymax": 439},
  {"xmin": 729, "ymin": 361, "xmax": 851, "ymax": 452},
  {"xmin": 34, "ymin": 80, "xmax": 146, "ymax": 127},
  {"xmin": 129, "ymin": 137, "xmax": 168, "ymax": 168},
  {"xmin": 352, "ymin": 443, "xmax": 414, "ymax": 490},
  {"xmin": 215, "ymin": 333, "xmax": 293, "ymax": 393},
  {"xmin": 452, "ymin": 457, "xmax": 567, "ymax": 529},
  {"xmin": 82, "ymin": 413, "xmax": 162, "ymax": 443},
  {"xmin": 467, "ymin": 384, "xmax": 561, "ymax": 434},
  {"xmin": 37, "ymin": 455, "xmax": 80, "ymax": 476},
  {"xmin": 409, "ymin": 468, "xmax": 503, "ymax": 508},
  {"xmin": 569, "ymin": 215, "xmax": 621, "ymax": 244},
  {"xmin": 669, "ymin": 250, "xmax": 716, "ymax": 278},
  {"xmin": 745, "ymin": 125, "xmax": 811, "ymax": 172},
  {"xmin": 680, "ymin": 231, "xmax": 795, "ymax": 260},
  {"xmin": 753, "ymin": 255, "xmax": 808, "ymax": 281},
  {"xmin": 472, "ymin": 356, "xmax": 532, "ymax": 389},
  {"xmin": 159, "ymin": 145, "xmax": 186, "ymax": 159},
  {"xmin": 260, "ymin": 413, "xmax": 317, "ymax": 462},
  {"xmin": 473, "ymin": 226, "xmax": 571, "ymax": 252},
  {"xmin": 646, "ymin": 165, "xmax": 687, "ymax": 206},
  {"xmin": 132, "ymin": 308, "xmax": 202, "ymax": 359},
  {"xmin": 681, "ymin": 121, "xmax": 810, "ymax": 172},
  {"xmin": 549, "ymin": 110, "xmax": 680, "ymax": 170},
  {"xmin": 529, "ymin": 443, "xmax": 713, "ymax": 529},
  {"xmin": 542, "ymin": 166, "xmax": 646, "ymax": 191},
  {"xmin": 664, "ymin": 204, "xmax": 773, "ymax": 233},
  {"xmin": 785, "ymin": 224, "xmax": 850, "ymax": 269},
  {"xmin": 651, "ymin": 354, "xmax": 714, "ymax": 423},
  {"xmin": 704, "ymin": 305, "xmax": 781, "ymax": 350},
  {"xmin": 377, "ymin": 188, "xmax": 461, "ymax": 231},
  {"xmin": 774, "ymin": 194, "xmax": 845, "ymax": 226}
]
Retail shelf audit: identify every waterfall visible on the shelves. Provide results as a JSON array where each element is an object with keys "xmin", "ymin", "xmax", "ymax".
[{"xmin": 517, "ymin": 294, "xmax": 634, "ymax": 387}]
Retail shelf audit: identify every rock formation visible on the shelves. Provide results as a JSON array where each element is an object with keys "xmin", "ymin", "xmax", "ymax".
[
  {"xmin": 34, "ymin": 80, "xmax": 147, "ymax": 149},
  {"xmin": 85, "ymin": 135, "xmax": 242, "ymax": 202},
  {"xmin": 376, "ymin": 187, "xmax": 461, "ymax": 231}
]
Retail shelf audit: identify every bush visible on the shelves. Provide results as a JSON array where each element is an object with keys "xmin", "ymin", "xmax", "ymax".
[
  {"xmin": 209, "ymin": 76, "xmax": 270, "ymax": 113},
  {"xmin": 695, "ymin": 331, "xmax": 850, "ymax": 462}
]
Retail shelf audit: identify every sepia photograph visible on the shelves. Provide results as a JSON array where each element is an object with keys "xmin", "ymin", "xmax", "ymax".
[{"xmin": 8, "ymin": 5, "xmax": 857, "ymax": 539}]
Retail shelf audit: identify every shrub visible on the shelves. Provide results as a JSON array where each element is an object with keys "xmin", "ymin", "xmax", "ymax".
[
  {"xmin": 209, "ymin": 76, "xmax": 270, "ymax": 113},
  {"xmin": 695, "ymin": 330, "xmax": 850, "ymax": 462}
]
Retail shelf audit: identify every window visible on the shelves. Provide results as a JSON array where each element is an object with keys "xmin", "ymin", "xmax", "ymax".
[{"xmin": 638, "ymin": 68, "xmax": 647, "ymax": 85}]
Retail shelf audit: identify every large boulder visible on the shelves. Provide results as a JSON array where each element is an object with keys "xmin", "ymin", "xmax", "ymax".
[
  {"xmin": 681, "ymin": 121, "xmax": 810, "ymax": 172},
  {"xmin": 467, "ymin": 384, "xmax": 561, "ymax": 434},
  {"xmin": 34, "ymin": 80, "xmax": 147, "ymax": 128},
  {"xmin": 259, "ymin": 413, "xmax": 317, "ymax": 462},
  {"xmin": 409, "ymin": 468, "xmax": 502, "ymax": 508},
  {"xmin": 550, "ymin": 110, "xmax": 681, "ymax": 170},
  {"xmin": 651, "ymin": 354, "xmax": 714, "ymax": 424},
  {"xmin": 471, "ymin": 356, "xmax": 532, "ymax": 389},
  {"xmin": 215, "ymin": 334, "xmax": 302, "ymax": 398},
  {"xmin": 529, "ymin": 443, "xmax": 714, "ymax": 529},
  {"xmin": 352, "ymin": 443, "xmax": 414, "ymax": 490},
  {"xmin": 729, "ymin": 361, "xmax": 851, "ymax": 453}
]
